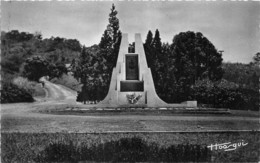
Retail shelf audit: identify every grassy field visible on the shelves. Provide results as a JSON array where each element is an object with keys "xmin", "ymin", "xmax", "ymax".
[{"xmin": 1, "ymin": 131, "xmax": 259, "ymax": 162}]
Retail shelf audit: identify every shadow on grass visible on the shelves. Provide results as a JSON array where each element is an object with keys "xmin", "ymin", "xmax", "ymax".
[{"xmin": 35, "ymin": 137, "xmax": 211, "ymax": 162}]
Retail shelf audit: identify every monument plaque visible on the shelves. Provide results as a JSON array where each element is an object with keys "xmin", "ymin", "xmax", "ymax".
[{"xmin": 126, "ymin": 55, "xmax": 139, "ymax": 80}]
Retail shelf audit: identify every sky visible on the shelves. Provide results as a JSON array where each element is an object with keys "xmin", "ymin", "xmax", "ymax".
[{"xmin": 1, "ymin": 1, "xmax": 260, "ymax": 63}]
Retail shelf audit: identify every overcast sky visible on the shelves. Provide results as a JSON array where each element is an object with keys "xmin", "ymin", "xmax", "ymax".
[{"xmin": 2, "ymin": 1, "xmax": 260, "ymax": 63}]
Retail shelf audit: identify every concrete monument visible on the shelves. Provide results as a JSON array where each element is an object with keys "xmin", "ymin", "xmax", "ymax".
[{"xmin": 98, "ymin": 33, "xmax": 197, "ymax": 108}]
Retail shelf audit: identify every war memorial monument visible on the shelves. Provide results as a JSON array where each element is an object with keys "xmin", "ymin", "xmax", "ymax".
[{"xmin": 98, "ymin": 33, "xmax": 197, "ymax": 108}]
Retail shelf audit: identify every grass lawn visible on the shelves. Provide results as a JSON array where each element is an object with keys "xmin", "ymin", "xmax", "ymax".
[
  {"xmin": 2, "ymin": 105, "xmax": 259, "ymax": 132},
  {"xmin": 1, "ymin": 131, "xmax": 259, "ymax": 162}
]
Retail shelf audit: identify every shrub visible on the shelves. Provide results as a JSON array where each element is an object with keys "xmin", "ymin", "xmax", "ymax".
[
  {"xmin": 13, "ymin": 76, "xmax": 45, "ymax": 97},
  {"xmin": 239, "ymin": 88, "xmax": 259, "ymax": 111},
  {"xmin": 1, "ymin": 82, "xmax": 34, "ymax": 103},
  {"xmin": 191, "ymin": 79, "xmax": 259, "ymax": 110}
]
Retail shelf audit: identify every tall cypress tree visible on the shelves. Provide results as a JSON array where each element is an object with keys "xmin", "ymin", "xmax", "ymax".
[
  {"xmin": 99, "ymin": 30, "xmax": 112, "ymax": 49},
  {"xmin": 96, "ymin": 4, "xmax": 122, "ymax": 101},
  {"xmin": 151, "ymin": 29, "xmax": 163, "ymax": 89},
  {"xmin": 145, "ymin": 30, "xmax": 153, "ymax": 47},
  {"xmin": 99, "ymin": 4, "xmax": 121, "ymax": 71},
  {"xmin": 144, "ymin": 30, "xmax": 154, "ymax": 68},
  {"xmin": 73, "ymin": 46, "xmax": 89, "ymax": 104},
  {"xmin": 107, "ymin": 4, "xmax": 119, "ymax": 48},
  {"xmin": 152, "ymin": 29, "xmax": 162, "ymax": 54},
  {"xmin": 144, "ymin": 29, "xmax": 177, "ymax": 102}
]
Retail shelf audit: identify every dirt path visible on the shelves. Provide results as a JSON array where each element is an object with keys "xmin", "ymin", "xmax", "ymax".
[
  {"xmin": 1, "ymin": 78, "xmax": 77, "ymax": 114},
  {"xmin": 1, "ymin": 80, "xmax": 259, "ymax": 133},
  {"xmin": 39, "ymin": 78, "xmax": 77, "ymax": 104}
]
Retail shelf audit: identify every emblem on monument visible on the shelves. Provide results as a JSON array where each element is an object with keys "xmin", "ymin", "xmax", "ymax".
[{"xmin": 126, "ymin": 93, "xmax": 142, "ymax": 104}]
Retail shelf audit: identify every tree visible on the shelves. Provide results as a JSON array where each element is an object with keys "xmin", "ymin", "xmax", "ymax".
[
  {"xmin": 150, "ymin": 29, "xmax": 164, "ymax": 96},
  {"xmin": 48, "ymin": 62, "xmax": 68, "ymax": 80},
  {"xmin": 144, "ymin": 30, "xmax": 176, "ymax": 102},
  {"xmin": 171, "ymin": 31, "xmax": 223, "ymax": 82},
  {"xmin": 1, "ymin": 53, "xmax": 25, "ymax": 74},
  {"xmin": 73, "ymin": 3, "xmax": 122, "ymax": 103},
  {"xmin": 107, "ymin": 4, "xmax": 120, "ymax": 47},
  {"xmin": 5, "ymin": 30, "xmax": 33, "ymax": 42},
  {"xmin": 253, "ymin": 52, "xmax": 260, "ymax": 65},
  {"xmin": 166, "ymin": 31, "xmax": 224, "ymax": 102},
  {"xmin": 152, "ymin": 29, "xmax": 162, "ymax": 53},
  {"xmin": 222, "ymin": 62, "xmax": 260, "ymax": 90},
  {"xmin": 145, "ymin": 30, "xmax": 153, "ymax": 46},
  {"xmin": 144, "ymin": 30, "xmax": 154, "ymax": 68},
  {"xmin": 144, "ymin": 29, "xmax": 163, "ymax": 72},
  {"xmin": 143, "ymin": 30, "xmax": 224, "ymax": 102},
  {"xmin": 22, "ymin": 56, "xmax": 50, "ymax": 82},
  {"xmin": 22, "ymin": 55, "xmax": 67, "ymax": 82},
  {"xmin": 99, "ymin": 4, "xmax": 121, "ymax": 71},
  {"xmin": 72, "ymin": 45, "xmax": 110, "ymax": 104},
  {"xmin": 152, "ymin": 29, "xmax": 164, "ymax": 80},
  {"xmin": 65, "ymin": 39, "xmax": 81, "ymax": 52}
]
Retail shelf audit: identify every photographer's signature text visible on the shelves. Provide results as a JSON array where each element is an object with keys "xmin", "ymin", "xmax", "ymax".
[{"xmin": 207, "ymin": 140, "xmax": 248, "ymax": 151}]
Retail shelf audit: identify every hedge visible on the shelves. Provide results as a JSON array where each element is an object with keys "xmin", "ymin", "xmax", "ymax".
[{"xmin": 191, "ymin": 79, "xmax": 259, "ymax": 110}]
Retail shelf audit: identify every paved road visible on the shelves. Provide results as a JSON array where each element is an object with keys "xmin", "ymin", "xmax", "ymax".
[{"xmin": 1, "ymin": 80, "xmax": 259, "ymax": 133}]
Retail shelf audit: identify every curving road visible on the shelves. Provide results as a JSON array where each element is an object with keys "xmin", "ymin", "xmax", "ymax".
[
  {"xmin": 38, "ymin": 78, "xmax": 78, "ymax": 104},
  {"xmin": 1, "ymin": 79, "xmax": 259, "ymax": 133}
]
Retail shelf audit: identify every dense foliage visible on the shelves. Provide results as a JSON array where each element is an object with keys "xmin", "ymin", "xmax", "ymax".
[
  {"xmin": 189, "ymin": 63, "xmax": 259, "ymax": 110},
  {"xmin": 22, "ymin": 56, "xmax": 50, "ymax": 82},
  {"xmin": 144, "ymin": 30, "xmax": 224, "ymax": 103},
  {"xmin": 72, "ymin": 4, "xmax": 121, "ymax": 103},
  {"xmin": 220, "ymin": 62, "xmax": 259, "ymax": 110},
  {"xmin": 72, "ymin": 46, "xmax": 110, "ymax": 103},
  {"xmin": 1, "ymin": 30, "xmax": 81, "ymax": 67},
  {"xmin": 191, "ymin": 79, "xmax": 242, "ymax": 109},
  {"xmin": 144, "ymin": 30, "xmax": 259, "ymax": 110},
  {"xmin": 222, "ymin": 62, "xmax": 259, "ymax": 90}
]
